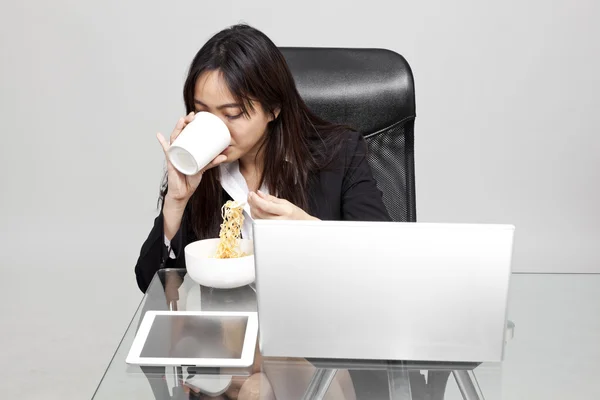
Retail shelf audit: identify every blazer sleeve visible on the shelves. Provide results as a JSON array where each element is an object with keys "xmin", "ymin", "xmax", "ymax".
[
  {"xmin": 341, "ymin": 132, "xmax": 392, "ymax": 222},
  {"xmin": 134, "ymin": 207, "xmax": 189, "ymax": 293}
]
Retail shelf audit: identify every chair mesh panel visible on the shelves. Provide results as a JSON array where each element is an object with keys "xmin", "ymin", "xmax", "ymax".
[{"xmin": 365, "ymin": 119, "xmax": 415, "ymax": 222}]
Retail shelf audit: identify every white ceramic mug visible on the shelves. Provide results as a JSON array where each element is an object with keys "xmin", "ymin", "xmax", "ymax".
[{"xmin": 168, "ymin": 112, "xmax": 231, "ymax": 175}]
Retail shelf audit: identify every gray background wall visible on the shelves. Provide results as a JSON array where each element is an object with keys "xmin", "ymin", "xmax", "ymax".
[{"xmin": 1, "ymin": 0, "xmax": 598, "ymax": 398}]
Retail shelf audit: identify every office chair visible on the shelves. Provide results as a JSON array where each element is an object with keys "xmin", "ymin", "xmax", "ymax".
[
  {"xmin": 280, "ymin": 47, "xmax": 417, "ymax": 223},
  {"xmin": 280, "ymin": 47, "xmax": 420, "ymax": 399}
]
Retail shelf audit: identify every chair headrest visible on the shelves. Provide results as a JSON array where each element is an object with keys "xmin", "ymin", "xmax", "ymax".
[{"xmin": 280, "ymin": 47, "xmax": 415, "ymax": 135}]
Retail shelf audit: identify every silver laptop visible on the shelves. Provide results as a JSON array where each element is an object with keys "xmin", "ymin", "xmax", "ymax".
[{"xmin": 252, "ymin": 220, "xmax": 515, "ymax": 363}]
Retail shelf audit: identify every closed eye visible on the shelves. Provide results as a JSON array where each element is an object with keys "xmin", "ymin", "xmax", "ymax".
[{"xmin": 226, "ymin": 113, "xmax": 243, "ymax": 120}]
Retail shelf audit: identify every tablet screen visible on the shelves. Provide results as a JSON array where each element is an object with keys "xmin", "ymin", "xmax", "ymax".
[{"xmin": 140, "ymin": 315, "xmax": 248, "ymax": 359}]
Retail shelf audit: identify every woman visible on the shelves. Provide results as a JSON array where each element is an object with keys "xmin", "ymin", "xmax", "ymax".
[{"xmin": 135, "ymin": 24, "xmax": 390, "ymax": 399}]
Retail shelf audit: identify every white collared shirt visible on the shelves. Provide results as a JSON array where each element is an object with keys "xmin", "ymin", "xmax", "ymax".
[{"xmin": 164, "ymin": 161, "xmax": 268, "ymax": 258}]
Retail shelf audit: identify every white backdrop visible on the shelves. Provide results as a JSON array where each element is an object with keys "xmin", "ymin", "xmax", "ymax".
[
  {"xmin": 2, "ymin": 1, "xmax": 598, "ymax": 277},
  {"xmin": 0, "ymin": 1, "xmax": 599, "ymax": 396}
]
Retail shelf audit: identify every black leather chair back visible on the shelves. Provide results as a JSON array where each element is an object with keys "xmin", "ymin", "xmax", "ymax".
[{"xmin": 280, "ymin": 47, "xmax": 417, "ymax": 222}]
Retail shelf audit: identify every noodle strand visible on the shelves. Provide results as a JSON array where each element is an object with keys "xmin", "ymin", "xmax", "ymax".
[{"xmin": 215, "ymin": 200, "xmax": 246, "ymax": 258}]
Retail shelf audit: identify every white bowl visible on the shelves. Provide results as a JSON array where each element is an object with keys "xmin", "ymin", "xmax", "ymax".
[{"xmin": 184, "ymin": 238, "xmax": 255, "ymax": 289}]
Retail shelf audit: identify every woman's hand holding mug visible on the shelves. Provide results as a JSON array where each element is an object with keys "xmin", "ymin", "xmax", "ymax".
[{"xmin": 157, "ymin": 112, "xmax": 230, "ymax": 239}]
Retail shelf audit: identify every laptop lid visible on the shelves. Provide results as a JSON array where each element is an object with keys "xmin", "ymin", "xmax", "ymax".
[{"xmin": 252, "ymin": 220, "xmax": 515, "ymax": 363}]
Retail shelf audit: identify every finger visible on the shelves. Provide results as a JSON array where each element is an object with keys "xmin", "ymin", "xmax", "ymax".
[
  {"xmin": 200, "ymin": 154, "xmax": 228, "ymax": 173},
  {"xmin": 248, "ymin": 194, "xmax": 275, "ymax": 219},
  {"xmin": 249, "ymin": 205, "xmax": 276, "ymax": 220},
  {"xmin": 157, "ymin": 132, "xmax": 176, "ymax": 168},
  {"xmin": 170, "ymin": 116, "xmax": 189, "ymax": 144},
  {"xmin": 187, "ymin": 169, "xmax": 204, "ymax": 188},
  {"xmin": 157, "ymin": 133, "xmax": 183, "ymax": 178},
  {"xmin": 250, "ymin": 192, "xmax": 280, "ymax": 213},
  {"xmin": 156, "ymin": 132, "xmax": 169, "ymax": 154},
  {"xmin": 249, "ymin": 192, "xmax": 285, "ymax": 215},
  {"xmin": 184, "ymin": 111, "xmax": 195, "ymax": 123},
  {"xmin": 256, "ymin": 189, "xmax": 285, "ymax": 204}
]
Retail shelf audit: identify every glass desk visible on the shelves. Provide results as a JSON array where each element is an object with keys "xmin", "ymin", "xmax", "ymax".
[{"xmin": 93, "ymin": 270, "xmax": 600, "ymax": 399}]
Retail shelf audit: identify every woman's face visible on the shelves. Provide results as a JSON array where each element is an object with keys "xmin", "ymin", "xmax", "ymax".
[{"xmin": 193, "ymin": 70, "xmax": 276, "ymax": 164}]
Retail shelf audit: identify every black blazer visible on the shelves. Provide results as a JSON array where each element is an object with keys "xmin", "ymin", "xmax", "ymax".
[{"xmin": 134, "ymin": 131, "xmax": 391, "ymax": 292}]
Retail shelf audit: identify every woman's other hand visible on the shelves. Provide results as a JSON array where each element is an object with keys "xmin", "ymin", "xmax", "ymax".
[{"xmin": 248, "ymin": 191, "xmax": 319, "ymax": 221}]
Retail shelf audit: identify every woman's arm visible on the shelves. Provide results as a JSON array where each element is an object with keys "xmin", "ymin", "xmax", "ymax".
[
  {"xmin": 134, "ymin": 208, "xmax": 189, "ymax": 293},
  {"xmin": 135, "ymin": 112, "xmax": 225, "ymax": 292}
]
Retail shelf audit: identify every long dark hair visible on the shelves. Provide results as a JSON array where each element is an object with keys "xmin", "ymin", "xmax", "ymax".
[{"xmin": 160, "ymin": 24, "xmax": 350, "ymax": 239}]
